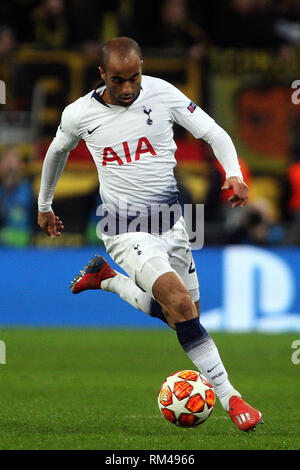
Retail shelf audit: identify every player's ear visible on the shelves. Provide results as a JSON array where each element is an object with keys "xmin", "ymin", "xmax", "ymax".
[{"xmin": 98, "ymin": 66, "xmax": 105, "ymax": 81}]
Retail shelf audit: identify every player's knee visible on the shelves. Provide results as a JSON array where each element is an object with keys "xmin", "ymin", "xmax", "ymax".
[{"xmin": 168, "ymin": 290, "xmax": 195, "ymax": 321}]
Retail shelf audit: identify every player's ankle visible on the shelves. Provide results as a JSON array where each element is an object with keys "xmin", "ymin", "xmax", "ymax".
[
  {"xmin": 101, "ymin": 271, "xmax": 122, "ymax": 292},
  {"xmin": 216, "ymin": 386, "xmax": 241, "ymax": 411}
]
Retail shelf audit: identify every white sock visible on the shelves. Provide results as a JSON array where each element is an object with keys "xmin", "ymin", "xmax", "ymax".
[
  {"xmin": 175, "ymin": 318, "xmax": 241, "ymax": 411},
  {"xmin": 187, "ymin": 337, "xmax": 241, "ymax": 411},
  {"xmin": 101, "ymin": 272, "xmax": 153, "ymax": 314}
]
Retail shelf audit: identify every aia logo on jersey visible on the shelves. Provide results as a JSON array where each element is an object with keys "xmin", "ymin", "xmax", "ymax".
[{"xmin": 102, "ymin": 137, "xmax": 157, "ymax": 166}]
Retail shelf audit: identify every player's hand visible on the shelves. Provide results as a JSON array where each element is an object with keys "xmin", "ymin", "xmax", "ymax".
[
  {"xmin": 38, "ymin": 209, "xmax": 64, "ymax": 238},
  {"xmin": 221, "ymin": 176, "xmax": 249, "ymax": 208}
]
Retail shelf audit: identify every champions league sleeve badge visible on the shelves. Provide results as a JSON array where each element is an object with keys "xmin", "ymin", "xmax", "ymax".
[{"xmin": 187, "ymin": 101, "xmax": 197, "ymax": 113}]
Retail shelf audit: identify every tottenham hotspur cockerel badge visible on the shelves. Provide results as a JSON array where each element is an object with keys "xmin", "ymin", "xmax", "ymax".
[{"xmin": 143, "ymin": 106, "xmax": 153, "ymax": 125}]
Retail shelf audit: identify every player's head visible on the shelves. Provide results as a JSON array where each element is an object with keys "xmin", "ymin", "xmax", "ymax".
[{"xmin": 98, "ymin": 36, "xmax": 143, "ymax": 107}]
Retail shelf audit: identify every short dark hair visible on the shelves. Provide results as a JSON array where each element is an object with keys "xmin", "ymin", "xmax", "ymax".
[{"xmin": 99, "ymin": 36, "xmax": 143, "ymax": 71}]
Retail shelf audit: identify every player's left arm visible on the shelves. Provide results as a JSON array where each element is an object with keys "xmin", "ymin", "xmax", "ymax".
[
  {"xmin": 204, "ymin": 123, "xmax": 249, "ymax": 208},
  {"xmin": 163, "ymin": 81, "xmax": 248, "ymax": 208},
  {"xmin": 221, "ymin": 176, "xmax": 248, "ymax": 208}
]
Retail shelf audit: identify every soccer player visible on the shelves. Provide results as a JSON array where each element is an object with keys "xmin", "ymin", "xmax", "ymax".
[{"xmin": 38, "ymin": 36, "xmax": 263, "ymax": 432}]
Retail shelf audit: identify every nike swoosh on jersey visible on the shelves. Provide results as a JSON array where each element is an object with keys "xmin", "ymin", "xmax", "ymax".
[{"xmin": 87, "ymin": 124, "xmax": 102, "ymax": 134}]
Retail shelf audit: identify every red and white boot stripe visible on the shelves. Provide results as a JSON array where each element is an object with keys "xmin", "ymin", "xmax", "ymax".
[{"xmin": 228, "ymin": 396, "xmax": 263, "ymax": 432}]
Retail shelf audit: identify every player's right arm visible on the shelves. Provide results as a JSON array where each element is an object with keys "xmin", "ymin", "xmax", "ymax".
[{"xmin": 37, "ymin": 104, "xmax": 80, "ymax": 238}]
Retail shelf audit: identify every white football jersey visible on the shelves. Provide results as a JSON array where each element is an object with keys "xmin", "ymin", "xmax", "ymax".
[
  {"xmin": 38, "ymin": 75, "xmax": 242, "ymax": 214},
  {"xmin": 51, "ymin": 75, "xmax": 216, "ymax": 208}
]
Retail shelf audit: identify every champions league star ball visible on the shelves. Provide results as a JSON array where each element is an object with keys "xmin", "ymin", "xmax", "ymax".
[{"xmin": 158, "ymin": 370, "xmax": 215, "ymax": 427}]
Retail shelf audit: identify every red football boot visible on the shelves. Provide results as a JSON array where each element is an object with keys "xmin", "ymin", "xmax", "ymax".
[
  {"xmin": 70, "ymin": 254, "xmax": 116, "ymax": 294},
  {"xmin": 228, "ymin": 396, "xmax": 263, "ymax": 432}
]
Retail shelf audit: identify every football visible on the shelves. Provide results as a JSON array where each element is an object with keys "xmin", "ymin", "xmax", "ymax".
[{"xmin": 157, "ymin": 370, "xmax": 215, "ymax": 427}]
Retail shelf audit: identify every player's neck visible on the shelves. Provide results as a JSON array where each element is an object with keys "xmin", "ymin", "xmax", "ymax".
[{"xmin": 101, "ymin": 89, "xmax": 114, "ymax": 105}]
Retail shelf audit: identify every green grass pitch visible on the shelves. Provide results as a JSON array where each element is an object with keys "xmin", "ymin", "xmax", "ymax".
[{"xmin": 0, "ymin": 328, "xmax": 299, "ymax": 450}]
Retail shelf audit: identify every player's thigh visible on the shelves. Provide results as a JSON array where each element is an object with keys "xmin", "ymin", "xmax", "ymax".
[
  {"xmin": 166, "ymin": 218, "xmax": 200, "ymax": 303},
  {"xmin": 151, "ymin": 270, "xmax": 198, "ymax": 321},
  {"xmin": 102, "ymin": 231, "xmax": 174, "ymax": 291}
]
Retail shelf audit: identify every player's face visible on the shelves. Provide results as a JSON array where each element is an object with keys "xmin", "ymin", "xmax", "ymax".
[{"xmin": 99, "ymin": 52, "xmax": 142, "ymax": 107}]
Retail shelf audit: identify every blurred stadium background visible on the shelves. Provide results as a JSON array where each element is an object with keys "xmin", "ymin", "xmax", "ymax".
[{"xmin": 1, "ymin": 0, "xmax": 300, "ymax": 332}]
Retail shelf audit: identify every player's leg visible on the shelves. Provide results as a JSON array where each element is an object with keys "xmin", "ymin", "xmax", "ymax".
[
  {"xmin": 69, "ymin": 250, "xmax": 195, "ymax": 329},
  {"xmin": 149, "ymin": 267, "xmax": 262, "ymax": 431},
  {"xmin": 136, "ymin": 258, "xmax": 238, "ymax": 409},
  {"xmin": 70, "ymin": 253, "xmax": 262, "ymax": 430},
  {"xmin": 159, "ymin": 219, "xmax": 239, "ymax": 408},
  {"xmin": 87, "ymin": 230, "xmax": 197, "ymax": 327},
  {"xmin": 70, "ymin": 253, "xmax": 171, "ymax": 324},
  {"xmin": 101, "ymin": 268, "xmax": 170, "ymax": 325},
  {"xmin": 150, "ymin": 218, "xmax": 263, "ymax": 431},
  {"xmin": 100, "ymin": 244, "xmax": 200, "ymax": 328},
  {"xmin": 70, "ymin": 223, "xmax": 199, "ymax": 327},
  {"xmin": 134, "ymin": 255, "xmax": 238, "ymax": 415},
  {"xmin": 149, "ymin": 268, "xmax": 241, "ymax": 410}
]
